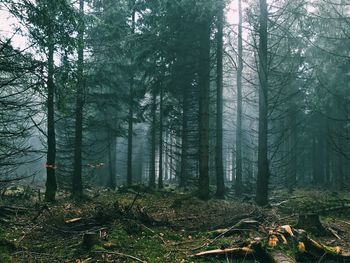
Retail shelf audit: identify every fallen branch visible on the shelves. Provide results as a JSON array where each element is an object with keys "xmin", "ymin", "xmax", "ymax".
[
  {"xmin": 195, "ymin": 247, "xmax": 254, "ymax": 257},
  {"xmin": 92, "ymin": 250, "xmax": 147, "ymax": 263},
  {"xmin": 31, "ymin": 205, "xmax": 50, "ymax": 222},
  {"xmin": 192, "ymin": 219, "xmax": 260, "ymax": 251},
  {"xmin": 0, "ymin": 175, "xmax": 33, "ymax": 184}
]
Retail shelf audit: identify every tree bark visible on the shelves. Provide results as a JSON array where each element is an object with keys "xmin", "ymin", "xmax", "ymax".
[
  {"xmin": 215, "ymin": 2, "xmax": 225, "ymax": 198},
  {"xmin": 127, "ymin": 86, "xmax": 133, "ymax": 187},
  {"xmin": 180, "ymin": 87, "xmax": 189, "ymax": 187},
  {"xmin": 45, "ymin": 31, "xmax": 57, "ymax": 202},
  {"xmin": 235, "ymin": 0, "xmax": 243, "ymax": 197},
  {"xmin": 149, "ymin": 90, "xmax": 157, "ymax": 189},
  {"xmin": 108, "ymin": 133, "xmax": 116, "ymax": 189},
  {"xmin": 255, "ymin": 0, "xmax": 269, "ymax": 206},
  {"xmin": 198, "ymin": 19, "xmax": 211, "ymax": 200},
  {"xmin": 127, "ymin": 7, "xmax": 136, "ymax": 187},
  {"xmin": 231, "ymin": 145, "xmax": 236, "ymax": 185},
  {"xmin": 289, "ymin": 107, "xmax": 297, "ymax": 190},
  {"xmin": 72, "ymin": 0, "xmax": 85, "ymax": 198},
  {"xmin": 158, "ymin": 86, "xmax": 164, "ymax": 189}
]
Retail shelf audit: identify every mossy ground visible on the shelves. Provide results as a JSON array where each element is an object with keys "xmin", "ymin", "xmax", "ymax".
[{"xmin": 0, "ymin": 188, "xmax": 350, "ymax": 262}]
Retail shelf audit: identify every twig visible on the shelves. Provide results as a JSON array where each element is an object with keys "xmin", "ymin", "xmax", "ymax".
[
  {"xmin": 126, "ymin": 191, "xmax": 140, "ymax": 213},
  {"xmin": 13, "ymin": 251, "xmax": 65, "ymax": 262},
  {"xmin": 0, "ymin": 175, "xmax": 33, "ymax": 183},
  {"xmin": 328, "ymin": 227, "xmax": 341, "ymax": 240},
  {"xmin": 139, "ymin": 223, "xmax": 166, "ymax": 245},
  {"xmin": 31, "ymin": 204, "xmax": 50, "ymax": 222},
  {"xmin": 192, "ymin": 219, "xmax": 259, "ymax": 251},
  {"xmin": 92, "ymin": 250, "xmax": 147, "ymax": 263}
]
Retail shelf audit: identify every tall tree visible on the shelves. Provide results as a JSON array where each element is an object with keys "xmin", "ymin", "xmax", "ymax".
[
  {"xmin": 9, "ymin": 0, "xmax": 75, "ymax": 201},
  {"xmin": 235, "ymin": 0, "xmax": 243, "ymax": 197},
  {"xmin": 198, "ymin": 18, "xmax": 212, "ymax": 200},
  {"xmin": 72, "ymin": 0, "xmax": 85, "ymax": 198},
  {"xmin": 45, "ymin": 16, "xmax": 57, "ymax": 201},
  {"xmin": 158, "ymin": 85, "xmax": 164, "ymax": 189},
  {"xmin": 215, "ymin": 0, "xmax": 225, "ymax": 198},
  {"xmin": 149, "ymin": 90, "xmax": 157, "ymax": 189},
  {"xmin": 126, "ymin": 1, "xmax": 136, "ymax": 187},
  {"xmin": 255, "ymin": 0, "xmax": 269, "ymax": 206}
]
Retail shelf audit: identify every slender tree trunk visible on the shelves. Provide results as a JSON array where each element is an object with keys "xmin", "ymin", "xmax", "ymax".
[
  {"xmin": 127, "ymin": 87, "xmax": 133, "ymax": 187},
  {"xmin": 289, "ymin": 109, "xmax": 297, "ymax": 190},
  {"xmin": 165, "ymin": 131, "xmax": 169, "ymax": 181},
  {"xmin": 107, "ymin": 132, "xmax": 116, "ymax": 189},
  {"xmin": 158, "ymin": 86, "xmax": 164, "ymax": 189},
  {"xmin": 325, "ymin": 126, "xmax": 330, "ymax": 184},
  {"xmin": 45, "ymin": 35, "xmax": 57, "ymax": 202},
  {"xmin": 215, "ymin": 2, "xmax": 225, "ymax": 198},
  {"xmin": 170, "ymin": 134, "xmax": 173, "ymax": 181},
  {"xmin": 127, "ymin": 6, "xmax": 136, "ymax": 187},
  {"xmin": 149, "ymin": 90, "xmax": 157, "ymax": 189},
  {"xmin": 198, "ymin": 20, "xmax": 211, "ymax": 200},
  {"xmin": 255, "ymin": 0, "xmax": 269, "ymax": 206},
  {"xmin": 231, "ymin": 145, "xmax": 236, "ymax": 186},
  {"xmin": 235, "ymin": 0, "xmax": 243, "ymax": 197},
  {"xmin": 72, "ymin": 0, "xmax": 85, "ymax": 198},
  {"xmin": 312, "ymin": 136, "xmax": 317, "ymax": 182},
  {"xmin": 335, "ymin": 119, "xmax": 344, "ymax": 190},
  {"xmin": 180, "ymin": 87, "xmax": 189, "ymax": 187}
]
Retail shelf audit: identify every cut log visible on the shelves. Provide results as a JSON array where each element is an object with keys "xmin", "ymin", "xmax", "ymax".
[
  {"xmin": 82, "ymin": 232, "xmax": 99, "ymax": 249},
  {"xmin": 295, "ymin": 213, "xmax": 327, "ymax": 235},
  {"xmin": 269, "ymin": 251, "xmax": 296, "ymax": 263}
]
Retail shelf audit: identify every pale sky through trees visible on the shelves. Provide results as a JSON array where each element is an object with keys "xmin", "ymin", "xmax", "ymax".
[{"xmin": 2, "ymin": 0, "xmax": 241, "ymax": 49}]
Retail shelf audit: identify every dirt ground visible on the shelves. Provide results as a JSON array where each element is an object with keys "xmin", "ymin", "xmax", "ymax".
[{"xmin": 1, "ymin": 187, "xmax": 350, "ymax": 262}]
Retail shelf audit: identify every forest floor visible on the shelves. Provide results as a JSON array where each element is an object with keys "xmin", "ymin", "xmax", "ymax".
[{"xmin": 1, "ymin": 186, "xmax": 350, "ymax": 262}]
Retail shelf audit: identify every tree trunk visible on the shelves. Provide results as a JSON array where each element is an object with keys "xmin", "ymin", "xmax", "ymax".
[
  {"xmin": 127, "ymin": 7, "xmax": 136, "ymax": 187},
  {"xmin": 127, "ymin": 86, "xmax": 133, "ymax": 187},
  {"xmin": 235, "ymin": 0, "xmax": 243, "ymax": 197},
  {"xmin": 231, "ymin": 145, "xmax": 236, "ymax": 186},
  {"xmin": 108, "ymin": 132, "xmax": 116, "ymax": 189},
  {"xmin": 72, "ymin": 0, "xmax": 85, "ymax": 198},
  {"xmin": 180, "ymin": 87, "xmax": 189, "ymax": 187},
  {"xmin": 255, "ymin": 0, "xmax": 269, "ymax": 206},
  {"xmin": 215, "ymin": 2, "xmax": 225, "ymax": 198},
  {"xmin": 158, "ymin": 86, "xmax": 164, "ymax": 189},
  {"xmin": 169, "ymin": 134, "xmax": 173, "ymax": 180},
  {"xmin": 149, "ymin": 90, "xmax": 157, "ymax": 189},
  {"xmin": 45, "ymin": 34, "xmax": 57, "ymax": 202},
  {"xmin": 198, "ymin": 19, "xmax": 211, "ymax": 200},
  {"xmin": 165, "ymin": 131, "xmax": 169, "ymax": 181},
  {"xmin": 289, "ymin": 108, "xmax": 297, "ymax": 190}
]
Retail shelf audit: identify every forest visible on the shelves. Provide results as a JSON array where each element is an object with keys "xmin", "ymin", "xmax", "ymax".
[{"xmin": 0, "ymin": 0, "xmax": 350, "ymax": 262}]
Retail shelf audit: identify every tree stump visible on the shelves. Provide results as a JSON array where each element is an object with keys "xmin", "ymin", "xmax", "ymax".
[
  {"xmin": 295, "ymin": 213, "xmax": 327, "ymax": 235},
  {"xmin": 82, "ymin": 232, "xmax": 99, "ymax": 249}
]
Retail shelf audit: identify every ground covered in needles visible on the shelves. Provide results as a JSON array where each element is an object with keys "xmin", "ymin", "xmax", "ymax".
[{"xmin": 1, "ymin": 187, "xmax": 350, "ymax": 262}]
